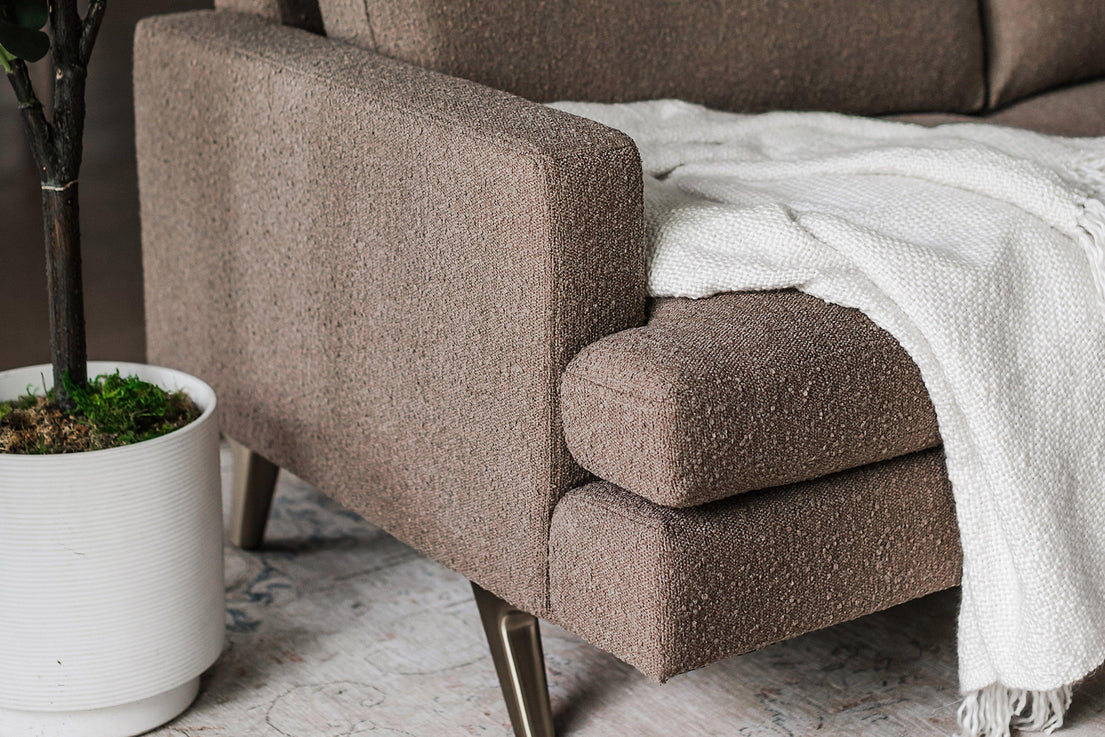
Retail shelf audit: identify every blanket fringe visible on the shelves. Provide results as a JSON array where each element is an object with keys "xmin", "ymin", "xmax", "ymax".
[
  {"xmin": 957, "ymin": 683, "xmax": 1073, "ymax": 737},
  {"xmin": 1070, "ymin": 153, "xmax": 1105, "ymax": 307},
  {"xmin": 1076, "ymin": 196, "xmax": 1105, "ymax": 308}
]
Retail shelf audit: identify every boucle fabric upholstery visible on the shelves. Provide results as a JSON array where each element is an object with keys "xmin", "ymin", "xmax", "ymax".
[
  {"xmin": 549, "ymin": 448, "xmax": 961, "ymax": 681},
  {"xmin": 318, "ymin": 0, "xmax": 986, "ymax": 116},
  {"xmin": 133, "ymin": 11, "xmax": 647, "ymax": 615},
  {"xmin": 981, "ymin": 0, "xmax": 1105, "ymax": 108},
  {"xmin": 894, "ymin": 77, "xmax": 1105, "ymax": 138},
  {"xmin": 214, "ymin": 0, "xmax": 323, "ymax": 33},
  {"xmin": 560, "ymin": 291, "xmax": 939, "ymax": 508},
  {"xmin": 987, "ymin": 78, "xmax": 1105, "ymax": 136}
]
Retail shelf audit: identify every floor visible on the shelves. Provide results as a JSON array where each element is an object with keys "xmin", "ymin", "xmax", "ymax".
[{"xmin": 145, "ymin": 447, "xmax": 1105, "ymax": 737}]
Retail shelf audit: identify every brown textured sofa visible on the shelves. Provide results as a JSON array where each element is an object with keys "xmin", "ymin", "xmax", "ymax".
[{"xmin": 133, "ymin": 1, "xmax": 1105, "ymax": 734}]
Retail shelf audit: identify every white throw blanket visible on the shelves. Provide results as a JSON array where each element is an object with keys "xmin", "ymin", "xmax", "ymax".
[{"xmin": 551, "ymin": 99, "xmax": 1105, "ymax": 737}]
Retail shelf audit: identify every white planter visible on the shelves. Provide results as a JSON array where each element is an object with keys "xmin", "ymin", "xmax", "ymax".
[{"xmin": 0, "ymin": 362, "xmax": 225, "ymax": 737}]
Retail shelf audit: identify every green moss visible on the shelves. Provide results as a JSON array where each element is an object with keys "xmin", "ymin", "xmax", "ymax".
[
  {"xmin": 0, "ymin": 372, "xmax": 201, "ymax": 454},
  {"xmin": 62, "ymin": 371, "xmax": 201, "ymax": 446}
]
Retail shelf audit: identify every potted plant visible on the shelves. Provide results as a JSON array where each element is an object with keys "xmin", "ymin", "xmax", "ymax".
[{"xmin": 0, "ymin": 2, "xmax": 224, "ymax": 735}]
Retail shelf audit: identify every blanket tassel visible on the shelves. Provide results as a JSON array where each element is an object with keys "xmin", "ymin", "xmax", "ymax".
[
  {"xmin": 958, "ymin": 683, "xmax": 1074, "ymax": 737},
  {"xmin": 1071, "ymin": 153, "xmax": 1105, "ymax": 306}
]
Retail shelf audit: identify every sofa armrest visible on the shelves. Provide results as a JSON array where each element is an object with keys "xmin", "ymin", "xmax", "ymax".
[{"xmin": 134, "ymin": 10, "xmax": 646, "ymax": 614}]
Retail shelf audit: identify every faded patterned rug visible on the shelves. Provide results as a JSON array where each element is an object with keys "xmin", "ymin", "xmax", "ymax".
[{"xmin": 150, "ymin": 447, "xmax": 1105, "ymax": 737}]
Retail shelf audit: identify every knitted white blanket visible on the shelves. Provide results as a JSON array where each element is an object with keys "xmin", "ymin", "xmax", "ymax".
[{"xmin": 551, "ymin": 100, "xmax": 1105, "ymax": 737}]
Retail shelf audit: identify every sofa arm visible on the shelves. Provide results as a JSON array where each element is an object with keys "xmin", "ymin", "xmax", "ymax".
[{"xmin": 134, "ymin": 10, "xmax": 646, "ymax": 614}]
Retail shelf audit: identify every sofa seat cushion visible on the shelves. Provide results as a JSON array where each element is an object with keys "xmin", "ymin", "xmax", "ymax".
[
  {"xmin": 548, "ymin": 448, "xmax": 961, "ymax": 681},
  {"xmin": 560, "ymin": 290, "xmax": 940, "ymax": 508},
  {"xmin": 561, "ymin": 77, "xmax": 1105, "ymax": 510}
]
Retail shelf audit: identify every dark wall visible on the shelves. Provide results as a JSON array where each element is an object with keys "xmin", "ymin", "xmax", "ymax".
[{"xmin": 0, "ymin": 0, "xmax": 212, "ymax": 371}]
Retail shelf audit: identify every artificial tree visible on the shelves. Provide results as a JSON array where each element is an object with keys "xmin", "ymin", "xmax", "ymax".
[{"xmin": 2, "ymin": 0, "xmax": 105, "ymax": 410}]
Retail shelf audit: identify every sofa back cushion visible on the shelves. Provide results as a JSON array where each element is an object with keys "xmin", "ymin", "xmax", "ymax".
[
  {"xmin": 319, "ymin": 0, "xmax": 986, "ymax": 116},
  {"xmin": 215, "ymin": 0, "xmax": 324, "ymax": 33},
  {"xmin": 982, "ymin": 0, "xmax": 1105, "ymax": 108}
]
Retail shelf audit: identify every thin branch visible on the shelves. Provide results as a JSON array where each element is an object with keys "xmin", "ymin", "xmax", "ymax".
[
  {"xmin": 80, "ymin": 0, "xmax": 106, "ymax": 65},
  {"xmin": 5, "ymin": 59, "xmax": 53, "ymax": 175},
  {"xmin": 50, "ymin": 0, "xmax": 83, "ymax": 67},
  {"xmin": 48, "ymin": 0, "xmax": 90, "ymax": 180}
]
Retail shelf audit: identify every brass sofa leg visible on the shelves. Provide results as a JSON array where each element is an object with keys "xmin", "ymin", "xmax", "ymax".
[
  {"xmin": 472, "ymin": 583, "xmax": 556, "ymax": 737},
  {"xmin": 227, "ymin": 437, "xmax": 279, "ymax": 550}
]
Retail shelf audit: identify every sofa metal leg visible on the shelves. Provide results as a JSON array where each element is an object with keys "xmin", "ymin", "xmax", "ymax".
[
  {"xmin": 472, "ymin": 583, "xmax": 556, "ymax": 737},
  {"xmin": 227, "ymin": 437, "xmax": 279, "ymax": 550}
]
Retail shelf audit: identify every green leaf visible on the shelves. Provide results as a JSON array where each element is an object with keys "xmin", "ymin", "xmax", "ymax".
[
  {"xmin": 5, "ymin": 0, "xmax": 49, "ymax": 30},
  {"xmin": 0, "ymin": 20, "xmax": 48, "ymax": 62},
  {"xmin": 0, "ymin": 45, "xmax": 13, "ymax": 73}
]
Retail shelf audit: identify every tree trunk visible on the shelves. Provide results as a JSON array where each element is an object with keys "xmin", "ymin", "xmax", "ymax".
[
  {"xmin": 5, "ymin": 0, "xmax": 105, "ymax": 411},
  {"xmin": 41, "ymin": 181, "xmax": 87, "ymax": 409}
]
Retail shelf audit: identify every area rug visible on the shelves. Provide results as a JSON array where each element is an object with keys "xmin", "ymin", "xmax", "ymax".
[{"xmin": 150, "ymin": 446, "xmax": 1105, "ymax": 737}]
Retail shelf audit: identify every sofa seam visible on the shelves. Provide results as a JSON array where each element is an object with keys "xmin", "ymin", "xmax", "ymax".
[
  {"xmin": 542, "ymin": 145, "xmax": 647, "ymax": 615},
  {"xmin": 561, "ymin": 335, "xmax": 914, "ymax": 406},
  {"xmin": 975, "ymin": 0, "xmax": 995, "ymax": 112},
  {"xmin": 556, "ymin": 491, "xmax": 671, "ymax": 533},
  {"xmin": 541, "ymin": 153, "xmax": 563, "ymax": 616},
  {"xmin": 359, "ymin": 0, "xmax": 378, "ymax": 49}
]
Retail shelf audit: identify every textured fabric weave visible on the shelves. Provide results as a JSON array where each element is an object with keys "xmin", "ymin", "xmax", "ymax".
[
  {"xmin": 894, "ymin": 76, "xmax": 1105, "ymax": 139},
  {"xmin": 318, "ymin": 0, "xmax": 986, "ymax": 115},
  {"xmin": 981, "ymin": 0, "xmax": 1105, "ymax": 108},
  {"xmin": 554, "ymin": 99, "xmax": 1105, "ymax": 734},
  {"xmin": 549, "ymin": 449, "xmax": 961, "ymax": 681},
  {"xmin": 215, "ymin": 0, "xmax": 324, "ymax": 33},
  {"xmin": 561, "ymin": 290, "xmax": 939, "ymax": 507},
  {"xmin": 134, "ymin": 11, "xmax": 647, "ymax": 616}
]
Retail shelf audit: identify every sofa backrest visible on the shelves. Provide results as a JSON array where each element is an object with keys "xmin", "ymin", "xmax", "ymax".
[
  {"xmin": 314, "ymin": 0, "xmax": 987, "ymax": 116},
  {"xmin": 982, "ymin": 0, "xmax": 1105, "ymax": 107},
  {"xmin": 216, "ymin": 0, "xmax": 1105, "ymax": 116},
  {"xmin": 216, "ymin": 0, "xmax": 323, "ymax": 34}
]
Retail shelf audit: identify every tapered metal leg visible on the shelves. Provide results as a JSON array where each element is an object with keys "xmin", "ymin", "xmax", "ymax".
[
  {"xmin": 472, "ymin": 583, "xmax": 556, "ymax": 737},
  {"xmin": 227, "ymin": 437, "xmax": 279, "ymax": 550}
]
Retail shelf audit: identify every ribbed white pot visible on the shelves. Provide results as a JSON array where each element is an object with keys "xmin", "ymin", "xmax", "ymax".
[{"xmin": 0, "ymin": 362, "xmax": 225, "ymax": 737}]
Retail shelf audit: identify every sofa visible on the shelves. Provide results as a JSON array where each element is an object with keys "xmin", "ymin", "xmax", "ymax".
[{"xmin": 133, "ymin": 1, "xmax": 1105, "ymax": 734}]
